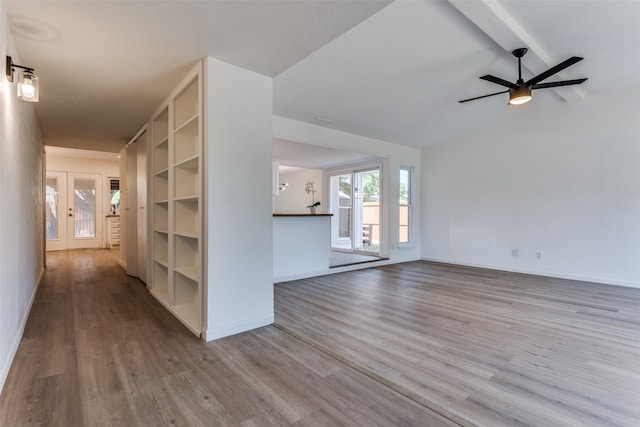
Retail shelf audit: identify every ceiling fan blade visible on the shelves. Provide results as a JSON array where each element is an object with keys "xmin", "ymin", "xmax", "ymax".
[
  {"xmin": 459, "ymin": 90, "xmax": 509, "ymax": 103},
  {"xmin": 525, "ymin": 56, "xmax": 583, "ymax": 86},
  {"xmin": 480, "ymin": 75, "xmax": 517, "ymax": 88},
  {"xmin": 532, "ymin": 78, "xmax": 588, "ymax": 89}
]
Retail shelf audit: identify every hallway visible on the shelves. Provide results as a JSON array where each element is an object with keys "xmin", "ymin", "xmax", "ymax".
[{"xmin": 0, "ymin": 250, "xmax": 451, "ymax": 426}]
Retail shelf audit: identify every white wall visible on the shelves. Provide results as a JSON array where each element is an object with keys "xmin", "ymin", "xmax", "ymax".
[
  {"xmin": 0, "ymin": 5, "xmax": 45, "ymax": 393},
  {"xmin": 422, "ymin": 89, "xmax": 640, "ymax": 288},
  {"xmin": 273, "ymin": 116, "xmax": 422, "ymax": 265},
  {"xmin": 273, "ymin": 167, "xmax": 323, "ymax": 214},
  {"xmin": 46, "ymin": 148, "xmax": 119, "ymax": 177},
  {"xmin": 204, "ymin": 57, "xmax": 274, "ymax": 340}
]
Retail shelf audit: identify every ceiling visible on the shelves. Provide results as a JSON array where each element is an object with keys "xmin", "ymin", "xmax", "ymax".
[{"xmin": 5, "ymin": 1, "xmax": 640, "ymax": 155}]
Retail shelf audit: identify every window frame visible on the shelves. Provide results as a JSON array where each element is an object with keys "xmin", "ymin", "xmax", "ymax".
[{"xmin": 398, "ymin": 166, "xmax": 414, "ymax": 245}]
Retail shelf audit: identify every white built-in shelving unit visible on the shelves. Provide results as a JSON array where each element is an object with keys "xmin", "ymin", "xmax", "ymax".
[{"xmin": 149, "ymin": 64, "xmax": 202, "ymax": 336}]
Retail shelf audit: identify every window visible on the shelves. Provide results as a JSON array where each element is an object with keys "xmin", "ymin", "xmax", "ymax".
[
  {"xmin": 109, "ymin": 178, "xmax": 120, "ymax": 214},
  {"xmin": 399, "ymin": 167, "xmax": 412, "ymax": 244}
]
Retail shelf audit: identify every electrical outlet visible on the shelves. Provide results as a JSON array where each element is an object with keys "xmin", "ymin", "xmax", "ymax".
[
  {"xmin": 536, "ymin": 252, "xmax": 542, "ymax": 259},
  {"xmin": 512, "ymin": 249, "xmax": 519, "ymax": 257}
]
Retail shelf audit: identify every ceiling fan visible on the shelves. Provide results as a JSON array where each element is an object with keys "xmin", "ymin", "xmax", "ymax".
[{"xmin": 459, "ymin": 48, "xmax": 587, "ymax": 105}]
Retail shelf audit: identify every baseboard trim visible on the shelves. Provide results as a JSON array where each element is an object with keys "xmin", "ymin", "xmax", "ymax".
[
  {"xmin": 203, "ymin": 314, "xmax": 274, "ymax": 342},
  {"xmin": 274, "ymin": 256, "xmax": 420, "ymax": 283},
  {"xmin": 0, "ymin": 266, "xmax": 45, "ymax": 395},
  {"xmin": 420, "ymin": 257, "xmax": 640, "ymax": 289}
]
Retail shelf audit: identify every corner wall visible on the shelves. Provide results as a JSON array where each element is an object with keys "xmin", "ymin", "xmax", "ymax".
[
  {"xmin": 421, "ymin": 89, "xmax": 640, "ymax": 288},
  {"xmin": 0, "ymin": 5, "xmax": 45, "ymax": 392},
  {"xmin": 204, "ymin": 57, "xmax": 274, "ymax": 340}
]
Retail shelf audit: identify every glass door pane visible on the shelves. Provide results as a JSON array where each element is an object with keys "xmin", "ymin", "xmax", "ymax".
[
  {"xmin": 355, "ymin": 169, "xmax": 380, "ymax": 254},
  {"xmin": 73, "ymin": 178, "xmax": 96, "ymax": 238},
  {"xmin": 46, "ymin": 177, "xmax": 59, "ymax": 239},
  {"xmin": 330, "ymin": 174, "xmax": 353, "ymax": 251}
]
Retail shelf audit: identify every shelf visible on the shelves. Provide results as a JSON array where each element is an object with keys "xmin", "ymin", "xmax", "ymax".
[
  {"xmin": 153, "ymin": 263, "xmax": 169, "ymax": 297},
  {"xmin": 174, "ymin": 117, "xmax": 199, "ymax": 164},
  {"xmin": 155, "ymin": 168, "xmax": 169, "ymax": 178},
  {"xmin": 175, "ymin": 266, "xmax": 199, "ymax": 282},
  {"xmin": 154, "ymin": 203, "xmax": 168, "ymax": 231},
  {"xmin": 174, "ymin": 199, "xmax": 199, "ymax": 236},
  {"xmin": 174, "ymin": 231, "xmax": 199, "ymax": 239},
  {"xmin": 153, "ymin": 108, "xmax": 169, "ymax": 145},
  {"xmin": 174, "ymin": 114, "xmax": 198, "ymax": 134},
  {"xmin": 151, "ymin": 287, "xmax": 169, "ymax": 306},
  {"xmin": 175, "ymin": 234, "xmax": 198, "ymax": 278},
  {"xmin": 174, "ymin": 272, "xmax": 198, "ymax": 306},
  {"xmin": 154, "ymin": 258, "xmax": 169, "ymax": 268},
  {"xmin": 174, "ymin": 78, "xmax": 198, "ymax": 129},
  {"xmin": 149, "ymin": 67, "xmax": 201, "ymax": 339},
  {"xmin": 174, "ymin": 195, "xmax": 198, "ymax": 202},
  {"xmin": 173, "ymin": 301, "xmax": 200, "ymax": 333},
  {"xmin": 174, "ymin": 163, "xmax": 198, "ymax": 199},
  {"xmin": 153, "ymin": 139, "xmax": 169, "ymax": 174},
  {"xmin": 154, "ymin": 136, "xmax": 169, "ymax": 148},
  {"xmin": 175, "ymin": 155, "xmax": 198, "ymax": 169},
  {"xmin": 154, "ymin": 174, "xmax": 168, "ymax": 202},
  {"xmin": 154, "ymin": 232, "xmax": 168, "ymax": 263}
]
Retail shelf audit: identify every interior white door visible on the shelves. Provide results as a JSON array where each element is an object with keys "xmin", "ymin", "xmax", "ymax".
[
  {"xmin": 66, "ymin": 172, "xmax": 103, "ymax": 249},
  {"xmin": 126, "ymin": 142, "xmax": 138, "ymax": 277},
  {"xmin": 45, "ymin": 172, "xmax": 68, "ymax": 251},
  {"xmin": 136, "ymin": 131, "xmax": 148, "ymax": 283}
]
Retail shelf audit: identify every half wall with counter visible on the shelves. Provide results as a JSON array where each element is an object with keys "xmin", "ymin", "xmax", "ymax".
[{"xmin": 273, "ymin": 214, "xmax": 332, "ymax": 282}]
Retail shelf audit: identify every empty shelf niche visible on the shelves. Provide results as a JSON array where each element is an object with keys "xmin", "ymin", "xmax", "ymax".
[
  {"xmin": 153, "ymin": 108, "xmax": 169, "ymax": 144},
  {"xmin": 154, "ymin": 174, "xmax": 169, "ymax": 202},
  {"xmin": 174, "ymin": 199, "xmax": 198, "ymax": 236},
  {"xmin": 174, "ymin": 78, "xmax": 198, "ymax": 129},
  {"xmin": 154, "ymin": 231, "xmax": 169, "ymax": 265},
  {"xmin": 174, "ymin": 272, "xmax": 200, "ymax": 328},
  {"xmin": 154, "ymin": 139, "xmax": 169, "ymax": 173},
  {"xmin": 174, "ymin": 117, "xmax": 199, "ymax": 165},
  {"xmin": 154, "ymin": 203, "xmax": 169, "ymax": 232},
  {"xmin": 153, "ymin": 262, "xmax": 169, "ymax": 302},
  {"xmin": 174, "ymin": 159, "xmax": 198, "ymax": 199},
  {"xmin": 174, "ymin": 234, "xmax": 199, "ymax": 281}
]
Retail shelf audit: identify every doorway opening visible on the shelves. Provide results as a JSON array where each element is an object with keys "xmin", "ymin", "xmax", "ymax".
[
  {"xmin": 46, "ymin": 171, "xmax": 104, "ymax": 251},
  {"xmin": 328, "ymin": 166, "xmax": 386, "ymax": 267}
]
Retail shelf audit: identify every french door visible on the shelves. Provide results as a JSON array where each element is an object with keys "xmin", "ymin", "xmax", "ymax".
[
  {"xmin": 46, "ymin": 172, "xmax": 103, "ymax": 251},
  {"xmin": 329, "ymin": 167, "xmax": 381, "ymax": 255}
]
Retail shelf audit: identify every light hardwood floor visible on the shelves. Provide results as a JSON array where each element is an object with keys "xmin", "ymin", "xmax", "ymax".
[
  {"xmin": 275, "ymin": 262, "xmax": 640, "ymax": 427},
  {"xmin": 2, "ymin": 251, "xmax": 640, "ymax": 426},
  {"xmin": 0, "ymin": 250, "xmax": 453, "ymax": 426}
]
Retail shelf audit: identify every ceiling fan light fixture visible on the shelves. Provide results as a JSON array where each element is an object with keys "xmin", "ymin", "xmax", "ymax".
[{"xmin": 508, "ymin": 86, "xmax": 532, "ymax": 105}]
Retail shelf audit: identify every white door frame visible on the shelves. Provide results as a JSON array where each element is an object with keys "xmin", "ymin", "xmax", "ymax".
[
  {"xmin": 326, "ymin": 162, "xmax": 382, "ymax": 255},
  {"xmin": 46, "ymin": 171, "xmax": 104, "ymax": 250},
  {"xmin": 45, "ymin": 171, "xmax": 68, "ymax": 251}
]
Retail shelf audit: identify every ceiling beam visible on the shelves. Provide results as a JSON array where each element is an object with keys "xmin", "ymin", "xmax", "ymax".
[{"xmin": 448, "ymin": 0, "xmax": 585, "ymax": 102}]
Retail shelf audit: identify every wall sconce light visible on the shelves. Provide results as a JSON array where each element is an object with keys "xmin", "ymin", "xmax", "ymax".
[
  {"xmin": 278, "ymin": 182, "xmax": 288, "ymax": 191},
  {"xmin": 6, "ymin": 56, "xmax": 39, "ymax": 102}
]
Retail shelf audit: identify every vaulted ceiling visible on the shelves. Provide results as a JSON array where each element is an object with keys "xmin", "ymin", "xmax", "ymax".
[{"xmin": 5, "ymin": 0, "xmax": 640, "ymax": 153}]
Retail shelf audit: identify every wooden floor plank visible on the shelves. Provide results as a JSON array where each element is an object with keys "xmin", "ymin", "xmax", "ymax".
[
  {"xmin": 276, "ymin": 261, "xmax": 640, "ymax": 427},
  {"xmin": 0, "ymin": 249, "xmax": 452, "ymax": 426}
]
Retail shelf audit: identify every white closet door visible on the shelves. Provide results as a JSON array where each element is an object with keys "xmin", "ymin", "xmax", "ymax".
[
  {"xmin": 126, "ymin": 142, "xmax": 138, "ymax": 277},
  {"xmin": 136, "ymin": 131, "xmax": 148, "ymax": 283}
]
